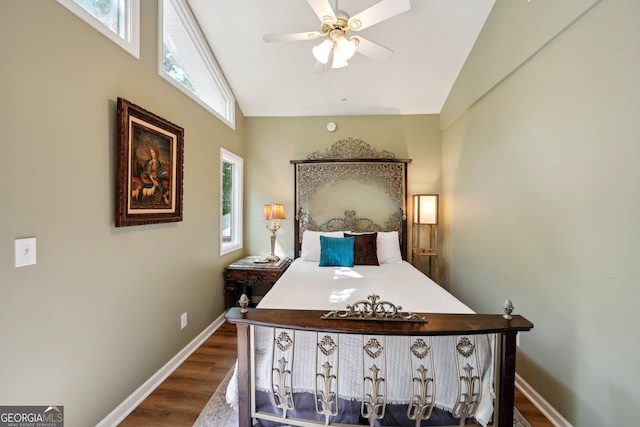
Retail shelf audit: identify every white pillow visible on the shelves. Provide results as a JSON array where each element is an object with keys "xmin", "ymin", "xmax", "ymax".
[
  {"xmin": 300, "ymin": 230, "xmax": 349, "ymax": 261},
  {"xmin": 377, "ymin": 231, "xmax": 403, "ymax": 264}
]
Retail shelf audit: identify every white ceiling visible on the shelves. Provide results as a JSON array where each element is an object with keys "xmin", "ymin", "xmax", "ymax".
[{"xmin": 186, "ymin": 0, "xmax": 495, "ymax": 117}]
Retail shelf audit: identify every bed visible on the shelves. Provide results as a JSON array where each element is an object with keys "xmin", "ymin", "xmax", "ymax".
[{"xmin": 225, "ymin": 139, "xmax": 533, "ymax": 426}]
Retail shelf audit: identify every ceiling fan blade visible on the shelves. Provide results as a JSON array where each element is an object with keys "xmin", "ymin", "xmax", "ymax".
[
  {"xmin": 354, "ymin": 37, "xmax": 394, "ymax": 61},
  {"xmin": 348, "ymin": 0, "xmax": 411, "ymax": 31},
  {"xmin": 263, "ymin": 31, "xmax": 323, "ymax": 43},
  {"xmin": 307, "ymin": 0, "xmax": 337, "ymax": 25}
]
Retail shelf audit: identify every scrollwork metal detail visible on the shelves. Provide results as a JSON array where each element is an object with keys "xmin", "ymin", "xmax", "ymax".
[
  {"xmin": 318, "ymin": 335, "xmax": 337, "ymax": 356},
  {"xmin": 453, "ymin": 363, "xmax": 481, "ymax": 421},
  {"xmin": 272, "ymin": 356, "xmax": 294, "ymax": 414},
  {"xmin": 456, "ymin": 337, "xmax": 475, "ymax": 358},
  {"xmin": 322, "ymin": 294, "xmax": 427, "ymax": 322},
  {"xmin": 410, "ymin": 338, "xmax": 431, "ymax": 359},
  {"xmin": 408, "ymin": 365, "xmax": 435, "ymax": 424},
  {"xmin": 298, "ymin": 210, "xmax": 404, "ymax": 245},
  {"xmin": 296, "ymin": 162, "xmax": 405, "ymax": 205},
  {"xmin": 294, "ymin": 139, "xmax": 409, "ymax": 259},
  {"xmin": 306, "ymin": 137, "xmax": 397, "ymax": 160},
  {"xmin": 276, "ymin": 331, "xmax": 293, "ymax": 352},
  {"xmin": 315, "ymin": 361, "xmax": 338, "ymax": 421},
  {"xmin": 452, "ymin": 335, "xmax": 482, "ymax": 424},
  {"xmin": 362, "ymin": 364, "xmax": 386, "ymax": 423},
  {"xmin": 363, "ymin": 337, "xmax": 384, "ymax": 359}
]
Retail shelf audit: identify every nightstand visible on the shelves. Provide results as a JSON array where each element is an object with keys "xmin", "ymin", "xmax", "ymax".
[{"xmin": 224, "ymin": 256, "xmax": 292, "ymax": 308}]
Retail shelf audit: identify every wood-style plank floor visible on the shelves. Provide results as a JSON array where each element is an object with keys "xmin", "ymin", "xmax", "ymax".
[
  {"xmin": 119, "ymin": 321, "xmax": 554, "ymax": 426},
  {"xmin": 119, "ymin": 322, "xmax": 237, "ymax": 427}
]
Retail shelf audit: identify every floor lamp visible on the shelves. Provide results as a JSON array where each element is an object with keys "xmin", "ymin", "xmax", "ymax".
[{"xmin": 412, "ymin": 194, "xmax": 439, "ymax": 283}]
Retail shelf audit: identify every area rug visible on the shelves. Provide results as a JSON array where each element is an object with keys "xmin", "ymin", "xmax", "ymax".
[
  {"xmin": 193, "ymin": 368, "xmax": 532, "ymax": 427},
  {"xmin": 193, "ymin": 367, "xmax": 237, "ymax": 427}
]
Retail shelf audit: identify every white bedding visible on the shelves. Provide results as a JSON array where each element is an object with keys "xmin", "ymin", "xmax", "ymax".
[
  {"xmin": 259, "ymin": 259, "xmax": 474, "ymax": 314},
  {"xmin": 227, "ymin": 259, "xmax": 494, "ymax": 426}
]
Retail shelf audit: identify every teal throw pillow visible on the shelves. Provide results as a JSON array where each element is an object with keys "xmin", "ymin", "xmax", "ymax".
[{"xmin": 319, "ymin": 236, "xmax": 355, "ymax": 267}]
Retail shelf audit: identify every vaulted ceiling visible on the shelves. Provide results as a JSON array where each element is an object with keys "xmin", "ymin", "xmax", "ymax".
[{"xmin": 187, "ymin": 0, "xmax": 495, "ymax": 117}]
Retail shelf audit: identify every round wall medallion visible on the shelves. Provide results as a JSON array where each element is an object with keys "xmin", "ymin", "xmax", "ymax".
[{"xmin": 326, "ymin": 122, "xmax": 337, "ymax": 132}]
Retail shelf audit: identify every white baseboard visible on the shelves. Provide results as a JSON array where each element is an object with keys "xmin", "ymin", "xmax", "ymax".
[
  {"xmin": 515, "ymin": 373, "xmax": 572, "ymax": 427},
  {"xmin": 96, "ymin": 312, "xmax": 228, "ymax": 427}
]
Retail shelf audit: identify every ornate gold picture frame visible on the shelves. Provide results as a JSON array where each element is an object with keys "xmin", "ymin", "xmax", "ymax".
[{"xmin": 115, "ymin": 98, "xmax": 184, "ymax": 227}]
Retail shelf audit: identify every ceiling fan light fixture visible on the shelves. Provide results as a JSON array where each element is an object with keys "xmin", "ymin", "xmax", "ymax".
[
  {"xmin": 331, "ymin": 55, "xmax": 349, "ymax": 69},
  {"xmin": 312, "ymin": 38, "xmax": 333, "ymax": 64},
  {"xmin": 336, "ymin": 36, "xmax": 357, "ymax": 60},
  {"xmin": 331, "ymin": 49, "xmax": 349, "ymax": 69},
  {"xmin": 265, "ymin": 0, "xmax": 410, "ymax": 71}
]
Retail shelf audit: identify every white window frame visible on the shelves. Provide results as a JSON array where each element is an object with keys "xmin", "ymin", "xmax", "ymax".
[
  {"xmin": 220, "ymin": 148, "xmax": 243, "ymax": 255},
  {"xmin": 159, "ymin": 0, "xmax": 236, "ymax": 129},
  {"xmin": 57, "ymin": 0, "xmax": 140, "ymax": 58}
]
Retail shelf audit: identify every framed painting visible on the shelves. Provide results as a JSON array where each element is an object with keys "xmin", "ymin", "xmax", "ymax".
[{"xmin": 115, "ymin": 97, "xmax": 184, "ymax": 227}]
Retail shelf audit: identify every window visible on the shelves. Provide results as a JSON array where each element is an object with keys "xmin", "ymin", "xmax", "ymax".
[
  {"xmin": 57, "ymin": 0, "xmax": 140, "ymax": 58},
  {"xmin": 159, "ymin": 0, "xmax": 236, "ymax": 128},
  {"xmin": 220, "ymin": 148, "xmax": 243, "ymax": 255}
]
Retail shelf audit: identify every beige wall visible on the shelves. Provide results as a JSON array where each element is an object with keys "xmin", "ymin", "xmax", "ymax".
[
  {"xmin": 441, "ymin": 0, "xmax": 600, "ymax": 128},
  {"xmin": 441, "ymin": 0, "xmax": 640, "ymax": 425},
  {"xmin": 243, "ymin": 115, "xmax": 442, "ymax": 260},
  {"xmin": 0, "ymin": 2, "xmax": 244, "ymax": 426}
]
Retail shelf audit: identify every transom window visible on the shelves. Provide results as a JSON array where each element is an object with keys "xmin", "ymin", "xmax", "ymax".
[
  {"xmin": 57, "ymin": 0, "xmax": 140, "ymax": 58},
  {"xmin": 159, "ymin": 0, "xmax": 236, "ymax": 128}
]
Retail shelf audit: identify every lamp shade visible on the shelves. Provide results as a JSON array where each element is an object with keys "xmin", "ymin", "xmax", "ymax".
[
  {"xmin": 336, "ymin": 36, "xmax": 356, "ymax": 60},
  {"xmin": 331, "ymin": 51, "xmax": 349, "ymax": 69},
  {"xmin": 263, "ymin": 203, "xmax": 285, "ymax": 220},
  {"xmin": 313, "ymin": 29, "xmax": 357, "ymax": 69},
  {"xmin": 413, "ymin": 194, "xmax": 438, "ymax": 225},
  {"xmin": 312, "ymin": 39, "xmax": 333, "ymax": 64}
]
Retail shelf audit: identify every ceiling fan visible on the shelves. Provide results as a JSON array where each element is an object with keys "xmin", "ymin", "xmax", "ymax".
[{"xmin": 263, "ymin": 0, "xmax": 411, "ymax": 69}]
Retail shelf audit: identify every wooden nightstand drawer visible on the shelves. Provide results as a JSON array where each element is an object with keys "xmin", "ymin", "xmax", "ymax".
[{"xmin": 224, "ymin": 256, "xmax": 291, "ymax": 308}]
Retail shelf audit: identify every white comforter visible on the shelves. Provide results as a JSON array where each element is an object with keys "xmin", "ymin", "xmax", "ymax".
[
  {"xmin": 227, "ymin": 260, "xmax": 494, "ymax": 426},
  {"xmin": 259, "ymin": 260, "xmax": 474, "ymax": 313}
]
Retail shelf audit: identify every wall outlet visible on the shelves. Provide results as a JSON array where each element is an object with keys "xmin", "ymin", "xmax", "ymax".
[
  {"xmin": 516, "ymin": 332, "xmax": 520, "ymax": 347},
  {"xmin": 180, "ymin": 312, "xmax": 187, "ymax": 329}
]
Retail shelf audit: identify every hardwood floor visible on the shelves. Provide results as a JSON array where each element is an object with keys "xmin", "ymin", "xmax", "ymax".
[
  {"xmin": 119, "ymin": 321, "xmax": 238, "ymax": 427},
  {"xmin": 515, "ymin": 387, "xmax": 554, "ymax": 427},
  {"xmin": 120, "ymin": 321, "xmax": 554, "ymax": 427}
]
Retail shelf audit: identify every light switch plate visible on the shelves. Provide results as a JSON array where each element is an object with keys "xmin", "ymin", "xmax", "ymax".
[
  {"xmin": 15, "ymin": 237, "xmax": 37, "ymax": 267},
  {"xmin": 180, "ymin": 312, "xmax": 187, "ymax": 329}
]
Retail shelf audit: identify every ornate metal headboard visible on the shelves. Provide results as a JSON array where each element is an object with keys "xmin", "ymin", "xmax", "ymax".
[{"xmin": 290, "ymin": 138, "xmax": 411, "ymax": 259}]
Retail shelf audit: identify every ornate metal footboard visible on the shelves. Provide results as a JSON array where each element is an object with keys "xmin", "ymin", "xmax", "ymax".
[{"xmin": 226, "ymin": 302, "xmax": 533, "ymax": 427}]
